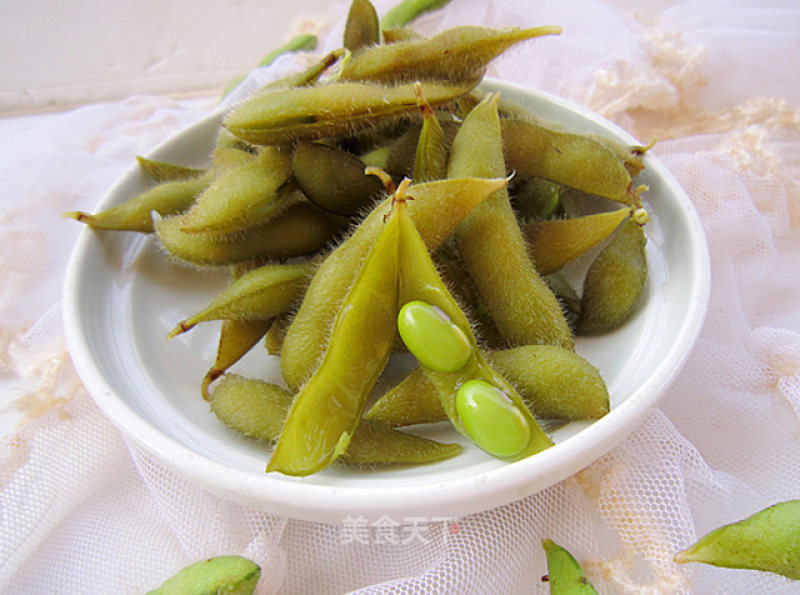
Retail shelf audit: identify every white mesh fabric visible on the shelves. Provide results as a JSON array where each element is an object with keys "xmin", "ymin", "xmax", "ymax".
[{"xmin": 2, "ymin": 1, "xmax": 800, "ymax": 593}]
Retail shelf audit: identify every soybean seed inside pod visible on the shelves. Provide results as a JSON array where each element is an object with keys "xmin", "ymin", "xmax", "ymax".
[{"xmin": 224, "ymin": 77, "xmax": 482, "ymax": 145}]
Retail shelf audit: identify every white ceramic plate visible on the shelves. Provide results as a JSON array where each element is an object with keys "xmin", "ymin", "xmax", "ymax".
[{"xmin": 63, "ymin": 79, "xmax": 710, "ymax": 523}]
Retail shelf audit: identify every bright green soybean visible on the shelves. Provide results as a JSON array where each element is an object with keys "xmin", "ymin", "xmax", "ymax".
[
  {"xmin": 455, "ymin": 379, "xmax": 531, "ymax": 458},
  {"xmin": 146, "ymin": 555, "xmax": 260, "ymax": 595},
  {"xmin": 397, "ymin": 300, "xmax": 472, "ymax": 373},
  {"xmin": 542, "ymin": 539, "xmax": 598, "ymax": 594}
]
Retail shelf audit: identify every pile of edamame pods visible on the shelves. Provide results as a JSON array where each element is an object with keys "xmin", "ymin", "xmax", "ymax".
[{"xmin": 67, "ymin": 0, "xmax": 654, "ymax": 477}]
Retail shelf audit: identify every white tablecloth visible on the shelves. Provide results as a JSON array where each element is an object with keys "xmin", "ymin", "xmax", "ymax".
[{"xmin": 2, "ymin": 1, "xmax": 799, "ymax": 592}]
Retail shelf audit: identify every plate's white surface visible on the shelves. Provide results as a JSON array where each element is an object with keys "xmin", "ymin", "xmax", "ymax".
[{"xmin": 63, "ymin": 79, "xmax": 710, "ymax": 523}]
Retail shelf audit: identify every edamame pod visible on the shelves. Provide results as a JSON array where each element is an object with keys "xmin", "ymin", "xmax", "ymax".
[
  {"xmin": 268, "ymin": 191, "xmax": 403, "ymax": 476},
  {"xmin": 511, "ymin": 178, "xmax": 561, "ymax": 221},
  {"xmin": 385, "ymin": 119, "xmax": 459, "ymax": 179},
  {"xmin": 674, "ymin": 500, "xmax": 800, "ymax": 580},
  {"xmin": 412, "ymin": 83, "xmax": 449, "ymax": 182},
  {"xmin": 576, "ymin": 218, "xmax": 647, "ymax": 335},
  {"xmin": 448, "ymin": 93, "xmax": 574, "ymax": 350},
  {"xmin": 264, "ymin": 316, "xmax": 288, "ymax": 356},
  {"xmin": 179, "ymin": 147, "xmax": 293, "ymax": 235},
  {"xmin": 167, "ymin": 263, "xmax": 312, "ymax": 338},
  {"xmin": 211, "ymin": 375, "xmax": 461, "ymax": 466},
  {"xmin": 365, "ymin": 345, "xmax": 610, "ymax": 426},
  {"xmin": 344, "ymin": 0, "xmax": 380, "ymax": 52},
  {"xmin": 224, "ymin": 77, "xmax": 481, "ymax": 145},
  {"xmin": 381, "ymin": 27, "xmax": 424, "ymax": 44},
  {"xmin": 280, "ymin": 175, "xmax": 508, "ymax": 389},
  {"xmin": 146, "ymin": 555, "xmax": 260, "ymax": 595},
  {"xmin": 201, "ymin": 319, "xmax": 271, "ymax": 401},
  {"xmin": 291, "ymin": 142, "xmax": 383, "ymax": 216},
  {"xmin": 501, "ymin": 118, "xmax": 636, "ymax": 206},
  {"xmin": 135, "ymin": 156, "xmax": 205, "ymax": 183},
  {"xmin": 63, "ymin": 172, "xmax": 212, "ymax": 233},
  {"xmin": 395, "ymin": 194, "xmax": 552, "ymax": 460},
  {"xmin": 157, "ymin": 198, "xmax": 347, "ymax": 266},
  {"xmin": 523, "ymin": 207, "xmax": 630, "ymax": 275},
  {"xmin": 339, "ymin": 25, "xmax": 561, "ymax": 83},
  {"xmin": 542, "ymin": 539, "xmax": 599, "ymax": 594}
]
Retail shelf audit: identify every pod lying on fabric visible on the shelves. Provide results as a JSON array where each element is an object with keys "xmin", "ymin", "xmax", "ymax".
[
  {"xmin": 212, "ymin": 375, "xmax": 461, "ymax": 467},
  {"xmin": 542, "ymin": 539, "xmax": 599, "ymax": 594},
  {"xmin": 365, "ymin": 345, "xmax": 610, "ymax": 426},
  {"xmin": 157, "ymin": 198, "xmax": 347, "ymax": 266},
  {"xmin": 146, "ymin": 555, "xmax": 260, "ymax": 595},
  {"xmin": 674, "ymin": 500, "xmax": 800, "ymax": 580},
  {"xmin": 224, "ymin": 77, "xmax": 481, "ymax": 145},
  {"xmin": 280, "ymin": 175, "xmax": 509, "ymax": 390},
  {"xmin": 449, "ymin": 93, "xmax": 574, "ymax": 350},
  {"xmin": 576, "ymin": 218, "xmax": 648, "ymax": 335},
  {"xmin": 339, "ymin": 25, "xmax": 561, "ymax": 83}
]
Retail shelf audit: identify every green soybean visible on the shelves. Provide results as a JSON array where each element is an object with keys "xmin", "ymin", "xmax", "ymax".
[
  {"xmin": 224, "ymin": 77, "xmax": 481, "ymax": 145},
  {"xmin": 146, "ymin": 555, "xmax": 260, "ymax": 595},
  {"xmin": 210, "ymin": 375, "xmax": 461, "ymax": 466},
  {"xmin": 542, "ymin": 539, "xmax": 599, "ymax": 594},
  {"xmin": 456, "ymin": 379, "xmax": 531, "ymax": 457},
  {"xmin": 448, "ymin": 93, "xmax": 574, "ymax": 350},
  {"xmin": 674, "ymin": 500, "xmax": 800, "ymax": 580},
  {"xmin": 166, "ymin": 263, "xmax": 311, "ymax": 338},
  {"xmin": 344, "ymin": 0, "xmax": 380, "ymax": 52},
  {"xmin": 576, "ymin": 218, "xmax": 647, "ymax": 335},
  {"xmin": 523, "ymin": 207, "xmax": 630, "ymax": 275},
  {"xmin": 291, "ymin": 142, "xmax": 383, "ymax": 216},
  {"xmin": 157, "ymin": 198, "xmax": 347, "ymax": 266},
  {"xmin": 339, "ymin": 25, "xmax": 561, "ymax": 83},
  {"xmin": 366, "ymin": 344, "xmax": 610, "ymax": 426},
  {"xmin": 63, "ymin": 173, "xmax": 211, "ymax": 233},
  {"xmin": 397, "ymin": 300, "xmax": 472, "ymax": 372},
  {"xmin": 279, "ymin": 175, "xmax": 508, "ymax": 389}
]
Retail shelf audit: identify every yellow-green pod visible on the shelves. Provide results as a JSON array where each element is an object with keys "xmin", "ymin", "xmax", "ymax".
[
  {"xmin": 135, "ymin": 156, "xmax": 205, "ymax": 183},
  {"xmin": 339, "ymin": 25, "xmax": 561, "ymax": 83},
  {"xmin": 146, "ymin": 555, "xmax": 260, "ymax": 595},
  {"xmin": 280, "ymin": 175, "xmax": 508, "ymax": 389},
  {"xmin": 382, "ymin": 27, "xmax": 424, "ymax": 44},
  {"xmin": 201, "ymin": 319, "xmax": 271, "ymax": 401},
  {"xmin": 448, "ymin": 93, "xmax": 574, "ymax": 350},
  {"xmin": 210, "ymin": 375, "xmax": 461, "ymax": 466},
  {"xmin": 542, "ymin": 539, "xmax": 599, "ymax": 594},
  {"xmin": 224, "ymin": 77, "xmax": 480, "ymax": 145},
  {"xmin": 178, "ymin": 147, "xmax": 293, "ymax": 235},
  {"xmin": 381, "ymin": 0, "xmax": 451, "ymax": 30},
  {"xmin": 674, "ymin": 500, "xmax": 800, "ymax": 580},
  {"xmin": 157, "ymin": 198, "xmax": 347, "ymax": 266},
  {"xmin": 63, "ymin": 172, "xmax": 212, "ymax": 233},
  {"xmin": 166, "ymin": 263, "xmax": 312, "ymax": 338},
  {"xmin": 344, "ymin": 0, "xmax": 380, "ymax": 52},
  {"xmin": 291, "ymin": 142, "xmax": 383, "ymax": 216},
  {"xmin": 267, "ymin": 196, "xmax": 403, "ymax": 476},
  {"xmin": 264, "ymin": 316, "xmax": 288, "ymax": 356},
  {"xmin": 395, "ymin": 195, "xmax": 552, "ymax": 460},
  {"xmin": 365, "ymin": 344, "xmax": 610, "ymax": 426},
  {"xmin": 523, "ymin": 207, "xmax": 630, "ymax": 275},
  {"xmin": 412, "ymin": 83, "xmax": 449, "ymax": 182},
  {"xmin": 385, "ymin": 119, "xmax": 459, "ymax": 179},
  {"xmin": 576, "ymin": 218, "xmax": 647, "ymax": 335},
  {"xmin": 501, "ymin": 118, "xmax": 636, "ymax": 206}
]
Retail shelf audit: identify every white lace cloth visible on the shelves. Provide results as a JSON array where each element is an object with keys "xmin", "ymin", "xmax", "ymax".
[{"xmin": 2, "ymin": 1, "xmax": 800, "ymax": 592}]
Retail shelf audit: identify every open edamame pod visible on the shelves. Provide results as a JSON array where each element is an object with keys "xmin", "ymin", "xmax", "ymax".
[
  {"xmin": 224, "ymin": 77, "xmax": 481, "ymax": 145},
  {"xmin": 523, "ymin": 207, "xmax": 631, "ymax": 275},
  {"xmin": 211, "ymin": 375, "xmax": 461, "ymax": 466},
  {"xmin": 395, "ymin": 193, "xmax": 552, "ymax": 460},
  {"xmin": 448, "ymin": 93, "xmax": 574, "ymax": 350},
  {"xmin": 280, "ymin": 175, "xmax": 509, "ymax": 389},
  {"xmin": 366, "ymin": 345, "xmax": 610, "ymax": 426},
  {"xmin": 64, "ymin": 172, "xmax": 212, "ymax": 233},
  {"xmin": 576, "ymin": 217, "xmax": 648, "ymax": 335},
  {"xmin": 542, "ymin": 539, "xmax": 599, "ymax": 594},
  {"xmin": 339, "ymin": 25, "xmax": 561, "ymax": 83},
  {"xmin": 267, "ymin": 186, "xmax": 405, "ymax": 476},
  {"xmin": 674, "ymin": 500, "xmax": 800, "ymax": 580}
]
